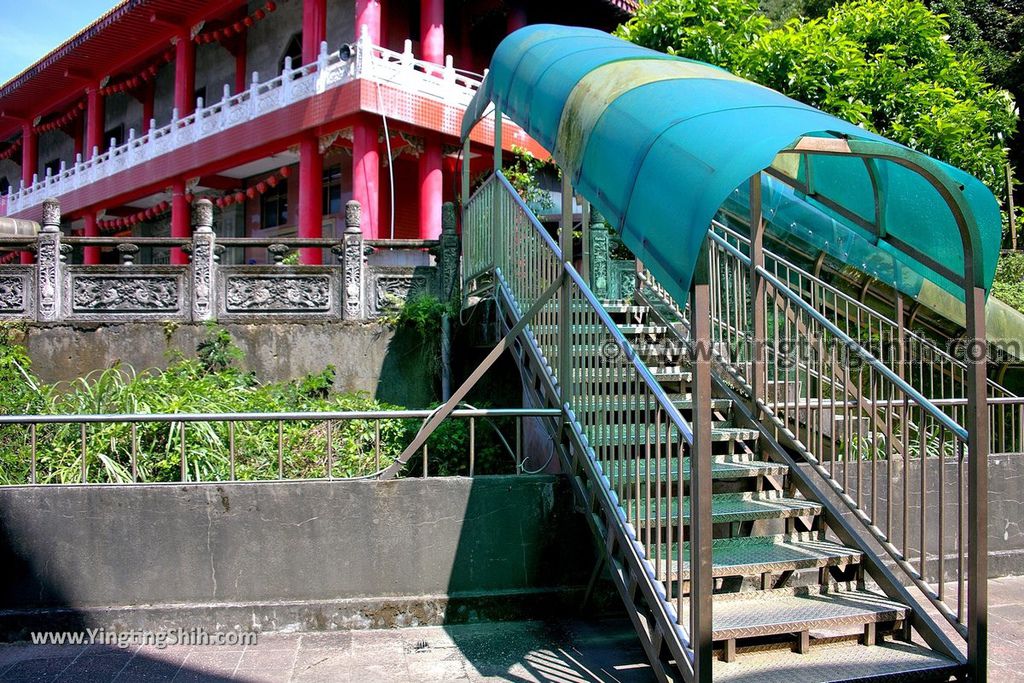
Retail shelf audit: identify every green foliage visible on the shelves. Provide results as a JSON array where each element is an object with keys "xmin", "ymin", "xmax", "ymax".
[
  {"xmin": 615, "ymin": 0, "xmax": 1016, "ymax": 196},
  {"xmin": 380, "ymin": 293, "xmax": 456, "ymax": 379},
  {"xmin": 504, "ymin": 145, "xmax": 557, "ymax": 213},
  {"xmin": 992, "ymin": 250, "xmax": 1024, "ymax": 311},
  {"xmin": 195, "ymin": 322, "xmax": 244, "ymax": 373},
  {"xmin": 615, "ymin": 0, "xmax": 772, "ymax": 71},
  {"xmin": 0, "ymin": 326, "xmax": 513, "ymax": 485}
]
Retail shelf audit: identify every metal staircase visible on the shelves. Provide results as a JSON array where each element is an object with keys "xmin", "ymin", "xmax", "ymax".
[{"xmin": 459, "ymin": 170, "xmax": 986, "ymax": 681}]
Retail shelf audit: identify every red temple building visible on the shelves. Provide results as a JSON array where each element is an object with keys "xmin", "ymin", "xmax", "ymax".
[{"xmin": 0, "ymin": 0, "xmax": 633, "ymax": 264}]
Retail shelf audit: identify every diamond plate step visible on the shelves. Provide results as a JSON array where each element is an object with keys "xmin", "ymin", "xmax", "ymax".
[
  {"xmin": 599, "ymin": 302, "xmax": 651, "ymax": 315},
  {"xmin": 652, "ymin": 533, "xmax": 861, "ymax": 580},
  {"xmin": 627, "ymin": 491, "xmax": 822, "ymax": 526},
  {"xmin": 687, "ymin": 586, "xmax": 908, "ymax": 641},
  {"xmin": 713, "ymin": 639, "xmax": 961, "ymax": 682},
  {"xmin": 609, "ymin": 455, "xmax": 786, "ymax": 482},
  {"xmin": 574, "ymin": 395, "xmax": 733, "ymax": 412},
  {"xmin": 589, "ymin": 424, "xmax": 759, "ymax": 447},
  {"xmin": 532, "ymin": 323, "xmax": 667, "ymax": 336}
]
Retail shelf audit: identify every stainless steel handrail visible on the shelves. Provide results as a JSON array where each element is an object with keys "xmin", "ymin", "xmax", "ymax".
[{"xmin": 708, "ymin": 228, "xmax": 969, "ymax": 440}]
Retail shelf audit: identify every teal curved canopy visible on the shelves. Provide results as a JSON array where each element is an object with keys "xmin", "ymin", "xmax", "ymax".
[{"xmin": 461, "ymin": 25, "xmax": 1002, "ymax": 309}]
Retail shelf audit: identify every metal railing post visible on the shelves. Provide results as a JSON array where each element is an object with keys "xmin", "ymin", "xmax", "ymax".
[
  {"xmin": 36, "ymin": 198, "xmax": 63, "ymax": 323},
  {"xmin": 190, "ymin": 198, "xmax": 216, "ymax": 322},
  {"xmin": 492, "ymin": 108, "xmax": 503, "ymax": 271},
  {"xmin": 965, "ymin": 281, "xmax": 989, "ymax": 680},
  {"xmin": 690, "ymin": 237, "xmax": 714, "ymax": 683},
  {"xmin": 440, "ymin": 202, "xmax": 459, "ymax": 400},
  {"xmin": 559, "ymin": 173, "xmax": 573, "ymax": 407},
  {"xmin": 749, "ymin": 173, "xmax": 766, "ymax": 409}
]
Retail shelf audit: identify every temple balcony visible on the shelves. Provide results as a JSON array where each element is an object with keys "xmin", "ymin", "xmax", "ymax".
[{"xmin": 0, "ymin": 34, "xmax": 526, "ymax": 222}]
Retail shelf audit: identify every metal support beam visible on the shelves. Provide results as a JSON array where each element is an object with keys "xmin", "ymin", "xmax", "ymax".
[
  {"xmin": 380, "ymin": 276, "xmax": 562, "ymax": 479},
  {"xmin": 690, "ymin": 237, "xmax": 714, "ymax": 683},
  {"xmin": 965, "ymin": 281, "xmax": 989, "ymax": 680},
  {"xmin": 559, "ymin": 173, "xmax": 573, "ymax": 408},
  {"xmin": 749, "ymin": 173, "xmax": 766, "ymax": 410}
]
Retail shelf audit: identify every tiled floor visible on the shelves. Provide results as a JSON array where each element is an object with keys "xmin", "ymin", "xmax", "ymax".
[{"xmin": 0, "ymin": 576, "xmax": 1021, "ymax": 682}]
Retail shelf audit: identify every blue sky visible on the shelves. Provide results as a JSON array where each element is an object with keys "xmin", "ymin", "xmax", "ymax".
[{"xmin": 0, "ymin": 0, "xmax": 116, "ymax": 85}]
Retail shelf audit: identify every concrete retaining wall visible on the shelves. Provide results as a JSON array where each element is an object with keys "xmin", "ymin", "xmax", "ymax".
[
  {"xmin": 17, "ymin": 321, "xmax": 435, "ymax": 408},
  {"xmin": 0, "ymin": 476, "xmax": 596, "ymax": 638},
  {"xmin": 829, "ymin": 452, "xmax": 1024, "ymax": 579}
]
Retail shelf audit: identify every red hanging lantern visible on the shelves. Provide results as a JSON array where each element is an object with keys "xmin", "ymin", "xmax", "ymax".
[
  {"xmin": 246, "ymin": 187, "xmax": 257, "ymax": 199},
  {"xmin": 233, "ymin": 21, "xmax": 243, "ymax": 32},
  {"xmin": 254, "ymin": 9, "xmax": 266, "ymax": 20},
  {"xmin": 279, "ymin": 166, "xmax": 291, "ymax": 178},
  {"xmin": 265, "ymin": 1, "xmax": 276, "ymax": 12},
  {"xmin": 234, "ymin": 191, "xmax": 245, "ymax": 203},
  {"xmin": 256, "ymin": 181, "xmax": 268, "ymax": 194},
  {"xmin": 185, "ymin": 193, "xmax": 194, "ymax": 204},
  {"xmin": 266, "ymin": 175, "xmax": 278, "ymax": 188},
  {"xmin": 243, "ymin": 16, "xmax": 255, "ymax": 28}
]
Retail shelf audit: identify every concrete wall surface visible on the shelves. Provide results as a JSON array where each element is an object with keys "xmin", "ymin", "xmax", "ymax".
[
  {"xmin": 0, "ymin": 476, "xmax": 596, "ymax": 636},
  {"xmin": 19, "ymin": 321, "xmax": 435, "ymax": 407},
  {"xmin": 819, "ymin": 452, "xmax": 1024, "ymax": 579}
]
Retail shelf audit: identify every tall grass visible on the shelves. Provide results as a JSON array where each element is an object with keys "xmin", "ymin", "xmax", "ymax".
[{"xmin": 0, "ymin": 325, "xmax": 511, "ymax": 484}]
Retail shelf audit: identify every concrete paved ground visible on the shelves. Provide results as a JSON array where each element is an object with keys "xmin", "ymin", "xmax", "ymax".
[
  {"xmin": 0, "ymin": 619, "xmax": 653, "ymax": 682},
  {"xmin": 0, "ymin": 576, "xmax": 1020, "ymax": 682}
]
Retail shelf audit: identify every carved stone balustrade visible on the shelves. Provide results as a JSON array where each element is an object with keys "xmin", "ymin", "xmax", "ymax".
[{"xmin": 0, "ymin": 200, "xmax": 459, "ymax": 325}]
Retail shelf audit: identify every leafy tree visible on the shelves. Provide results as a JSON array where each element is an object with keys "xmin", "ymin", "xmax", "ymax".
[
  {"xmin": 614, "ymin": 0, "xmax": 1016, "ymax": 196},
  {"xmin": 615, "ymin": 0, "xmax": 771, "ymax": 71}
]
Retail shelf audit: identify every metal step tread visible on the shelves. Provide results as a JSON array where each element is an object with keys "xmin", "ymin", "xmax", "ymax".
[
  {"xmin": 609, "ymin": 455, "xmax": 786, "ymax": 481},
  {"xmin": 686, "ymin": 586, "xmax": 908, "ymax": 641},
  {"xmin": 650, "ymin": 533, "xmax": 861, "ymax": 579},
  {"xmin": 575, "ymin": 395, "xmax": 733, "ymax": 412},
  {"xmin": 628, "ymin": 491, "xmax": 822, "ymax": 525},
  {"xmin": 713, "ymin": 639, "xmax": 960, "ymax": 683},
  {"xmin": 589, "ymin": 424, "xmax": 759, "ymax": 446},
  {"xmin": 600, "ymin": 302, "xmax": 650, "ymax": 315},
  {"xmin": 531, "ymin": 323, "xmax": 667, "ymax": 336}
]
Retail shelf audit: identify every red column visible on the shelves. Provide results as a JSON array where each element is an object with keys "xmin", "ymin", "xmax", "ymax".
[
  {"xmin": 353, "ymin": 2, "xmax": 382, "ymax": 239},
  {"xmin": 171, "ymin": 179, "xmax": 190, "ymax": 264},
  {"xmin": 141, "ymin": 83, "xmax": 155, "ymax": 134},
  {"xmin": 421, "ymin": 0, "xmax": 444, "ymax": 64},
  {"xmin": 302, "ymin": 0, "xmax": 327, "ymax": 64},
  {"xmin": 419, "ymin": 0, "xmax": 444, "ymax": 239},
  {"xmin": 355, "ymin": 0, "xmax": 381, "ymax": 42},
  {"xmin": 174, "ymin": 34, "xmax": 196, "ymax": 117},
  {"xmin": 298, "ymin": 136, "xmax": 323, "ymax": 264},
  {"xmin": 233, "ymin": 43, "xmax": 247, "ymax": 95},
  {"xmin": 419, "ymin": 141, "xmax": 443, "ymax": 240},
  {"xmin": 20, "ymin": 123, "xmax": 36, "ymax": 189},
  {"xmin": 353, "ymin": 118, "xmax": 380, "ymax": 239},
  {"xmin": 19, "ymin": 124, "xmax": 37, "ymax": 263},
  {"xmin": 83, "ymin": 212, "xmax": 100, "ymax": 265},
  {"xmin": 72, "ymin": 119, "xmax": 84, "ymax": 159},
  {"xmin": 86, "ymin": 87, "xmax": 104, "ymax": 158}
]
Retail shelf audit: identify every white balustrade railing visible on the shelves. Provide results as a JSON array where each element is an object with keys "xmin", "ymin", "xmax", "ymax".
[{"xmin": 3, "ymin": 33, "xmax": 486, "ymax": 216}]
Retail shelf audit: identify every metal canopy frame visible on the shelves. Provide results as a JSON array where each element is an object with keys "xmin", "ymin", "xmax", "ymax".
[{"xmin": 756, "ymin": 134, "xmax": 989, "ymax": 678}]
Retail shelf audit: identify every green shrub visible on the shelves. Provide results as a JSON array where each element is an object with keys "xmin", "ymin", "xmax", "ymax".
[{"xmin": 0, "ymin": 325, "xmax": 516, "ymax": 484}]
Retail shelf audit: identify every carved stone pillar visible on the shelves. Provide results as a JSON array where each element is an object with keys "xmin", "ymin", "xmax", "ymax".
[
  {"xmin": 343, "ymin": 200, "xmax": 364, "ymax": 320},
  {"xmin": 36, "ymin": 198, "xmax": 62, "ymax": 323},
  {"xmin": 439, "ymin": 202, "xmax": 459, "ymax": 303},
  {"xmin": 588, "ymin": 209, "xmax": 610, "ymax": 300},
  {"xmin": 191, "ymin": 199, "xmax": 216, "ymax": 322}
]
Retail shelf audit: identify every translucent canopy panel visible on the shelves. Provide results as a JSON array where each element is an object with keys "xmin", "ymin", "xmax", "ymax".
[{"xmin": 461, "ymin": 25, "xmax": 1002, "ymax": 309}]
